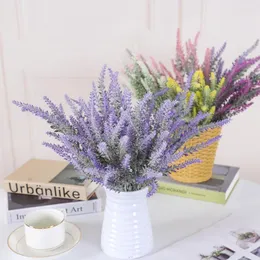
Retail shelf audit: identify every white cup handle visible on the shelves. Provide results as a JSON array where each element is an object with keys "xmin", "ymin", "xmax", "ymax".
[{"xmin": 59, "ymin": 208, "xmax": 67, "ymax": 220}]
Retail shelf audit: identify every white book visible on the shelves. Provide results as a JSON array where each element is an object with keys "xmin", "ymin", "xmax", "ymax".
[{"xmin": 6, "ymin": 192, "xmax": 103, "ymax": 224}]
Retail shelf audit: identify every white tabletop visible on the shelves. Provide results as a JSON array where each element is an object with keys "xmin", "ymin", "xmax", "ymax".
[{"xmin": 1, "ymin": 179, "xmax": 260, "ymax": 260}]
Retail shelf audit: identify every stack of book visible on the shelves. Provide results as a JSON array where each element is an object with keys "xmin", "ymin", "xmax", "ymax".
[
  {"xmin": 4, "ymin": 160, "xmax": 240, "ymax": 224},
  {"xmin": 4, "ymin": 159, "xmax": 102, "ymax": 224}
]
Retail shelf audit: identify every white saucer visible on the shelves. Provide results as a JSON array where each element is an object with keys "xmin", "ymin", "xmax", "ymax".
[{"xmin": 8, "ymin": 222, "xmax": 81, "ymax": 258}]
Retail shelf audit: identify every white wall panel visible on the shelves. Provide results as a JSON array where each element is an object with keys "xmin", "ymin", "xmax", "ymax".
[
  {"xmin": 181, "ymin": 0, "xmax": 202, "ymax": 41},
  {"xmin": 131, "ymin": 0, "xmax": 179, "ymax": 73},
  {"xmin": 1, "ymin": 0, "xmax": 32, "ymax": 175},
  {"xmin": 1, "ymin": 0, "xmax": 260, "ymax": 182},
  {"xmin": 22, "ymin": 0, "xmax": 147, "ymax": 37},
  {"xmin": 0, "ymin": 35, "xmax": 15, "ymax": 181},
  {"xmin": 201, "ymin": 0, "xmax": 259, "ymax": 65}
]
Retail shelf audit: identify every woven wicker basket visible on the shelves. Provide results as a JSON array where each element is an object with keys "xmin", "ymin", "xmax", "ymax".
[{"xmin": 170, "ymin": 127, "xmax": 222, "ymax": 183}]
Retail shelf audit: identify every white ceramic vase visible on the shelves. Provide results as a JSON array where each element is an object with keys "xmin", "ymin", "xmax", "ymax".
[{"xmin": 101, "ymin": 187, "xmax": 153, "ymax": 259}]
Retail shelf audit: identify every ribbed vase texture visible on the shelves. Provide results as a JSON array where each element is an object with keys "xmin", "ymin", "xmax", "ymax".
[{"xmin": 101, "ymin": 188, "xmax": 153, "ymax": 259}]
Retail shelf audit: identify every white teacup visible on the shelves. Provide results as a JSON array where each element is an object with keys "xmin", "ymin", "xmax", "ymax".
[{"xmin": 24, "ymin": 209, "xmax": 66, "ymax": 250}]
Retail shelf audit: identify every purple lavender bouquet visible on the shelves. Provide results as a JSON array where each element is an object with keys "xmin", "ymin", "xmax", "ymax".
[{"xmin": 13, "ymin": 66, "xmax": 220, "ymax": 196}]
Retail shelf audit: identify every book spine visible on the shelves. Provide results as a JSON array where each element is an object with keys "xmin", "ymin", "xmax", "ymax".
[
  {"xmin": 7, "ymin": 198, "xmax": 103, "ymax": 224},
  {"xmin": 4, "ymin": 181, "xmax": 87, "ymax": 201},
  {"xmin": 157, "ymin": 181, "xmax": 225, "ymax": 204}
]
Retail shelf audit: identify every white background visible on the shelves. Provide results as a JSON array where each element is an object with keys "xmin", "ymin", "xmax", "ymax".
[{"xmin": 0, "ymin": 0, "xmax": 260, "ymax": 182}]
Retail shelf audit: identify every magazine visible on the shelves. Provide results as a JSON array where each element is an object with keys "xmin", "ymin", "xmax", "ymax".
[{"xmin": 160, "ymin": 207, "xmax": 260, "ymax": 260}]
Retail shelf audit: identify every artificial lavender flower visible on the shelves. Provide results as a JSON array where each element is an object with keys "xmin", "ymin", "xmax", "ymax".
[
  {"xmin": 13, "ymin": 66, "xmax": 220, "ymax": 196},
  {"xmin": 125, "ymin": 30, "xmax": 260, "ymax": 123},
  {"xmin": 213, "ymin": 54, "xmax": 260, "ymax": 120}
]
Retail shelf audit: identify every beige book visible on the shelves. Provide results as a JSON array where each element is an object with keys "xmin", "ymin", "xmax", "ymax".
[{"xmin": 4, "ymin": 159, "xmax": 99, "ymax": 201}]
